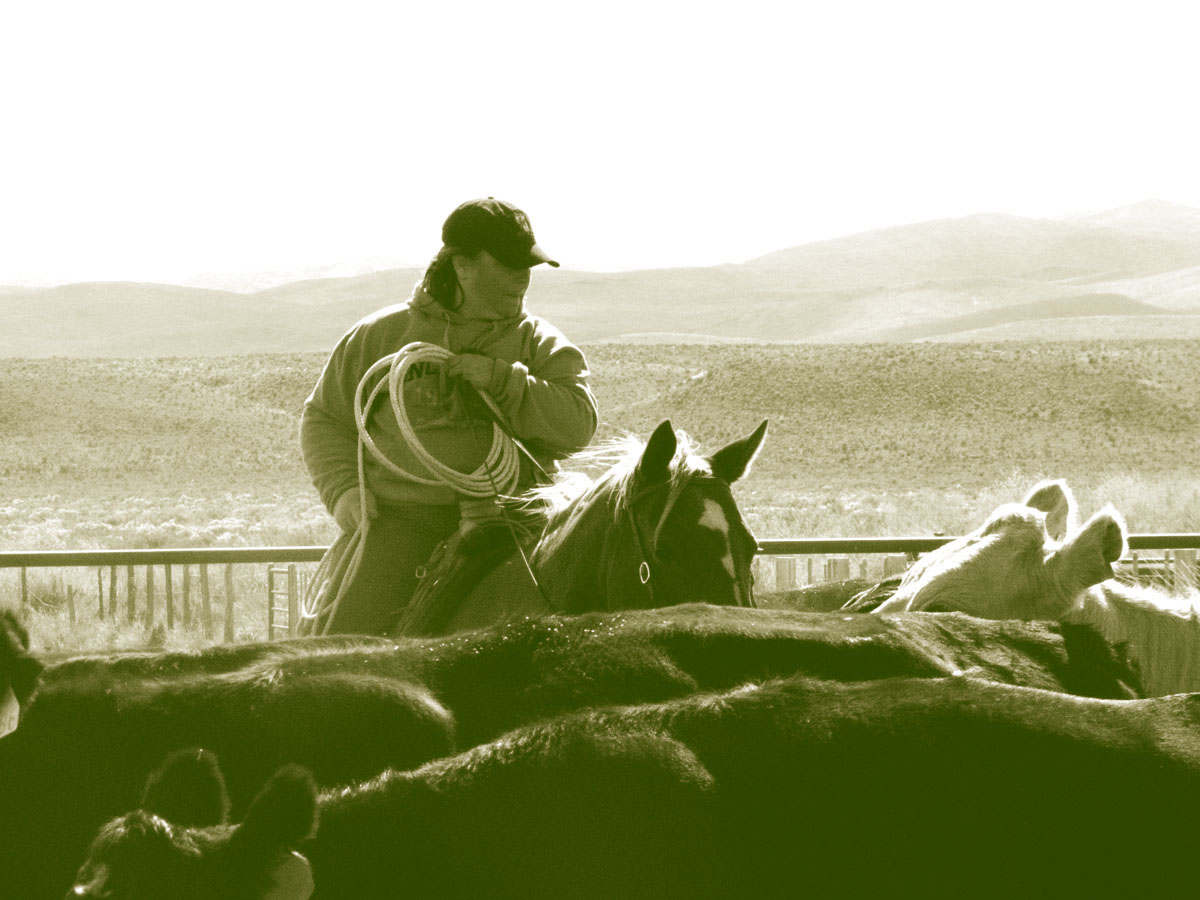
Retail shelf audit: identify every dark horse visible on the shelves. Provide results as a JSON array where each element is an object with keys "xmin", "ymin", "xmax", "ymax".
[{"xmin": 361, "ymin": 419, "xmax": 766, "ymax": 637}]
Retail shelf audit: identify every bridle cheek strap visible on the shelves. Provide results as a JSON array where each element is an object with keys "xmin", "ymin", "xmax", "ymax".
[{"xmin": 625, "ymin": 479, "xmax": 688, "ymax": 603}]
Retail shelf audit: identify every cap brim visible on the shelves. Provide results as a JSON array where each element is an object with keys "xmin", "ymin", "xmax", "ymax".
[{"xmin": 528, "ymin": 243, "xmax": 559, "ymax": 268}]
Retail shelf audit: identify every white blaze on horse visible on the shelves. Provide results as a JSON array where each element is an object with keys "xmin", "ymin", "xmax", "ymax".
[{"xmin": 872, "ymin": 479, "xmax": 1200, "ymax": 696}]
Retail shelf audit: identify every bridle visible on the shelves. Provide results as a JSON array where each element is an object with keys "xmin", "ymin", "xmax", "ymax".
[{"xmin": 623, "ymin": 478, "xmax": 690, "ymax": 607}]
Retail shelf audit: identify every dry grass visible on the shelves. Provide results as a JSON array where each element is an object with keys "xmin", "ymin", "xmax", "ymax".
[{"xmin": 5, "ymin": 340, "xmax": 1200, "ymax": 653}]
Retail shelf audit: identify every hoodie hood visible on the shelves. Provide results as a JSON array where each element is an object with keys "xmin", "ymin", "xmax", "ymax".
[
  {"xmin": 409, "ymin": 282, "xmax": 526, "ymax": 326},
  {"xmin": 407, "ymin": 282, "xmax": 529, "ymax": 355}
]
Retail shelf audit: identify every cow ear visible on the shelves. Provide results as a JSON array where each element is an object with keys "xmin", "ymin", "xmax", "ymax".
[
  {"xmin": 1022, "ymin": 479, "xmax": 1076, "ymax": 542},
  {"xmin": 2, "ymin": 610, "xmax": 44, "ymax": 707},
  {"xmin": 637, "ymin": 421, "xmax": 677, "ymax": 486},
  {"xmin": 142, "ymin": 748, "xmax": 231, "ymax": 827},
  {"xmin": 1052, "ymin": 506, "xmax": 1127, "ymax": 591},
  {"xmin": 232, "ymin": 765, "xmax": 318, "ymax": 854},
  {"xmin": 707, "ymin": 420, "xmax": 768, "ymax": 485}
]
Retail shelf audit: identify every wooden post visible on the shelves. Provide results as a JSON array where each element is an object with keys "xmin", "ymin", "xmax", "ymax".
[
  {"xmin": 145, "ymin": 566, "xmax": 155, "ymax": 629},
  {"xmin": 67, "ymin": 586, "xmax": 76, "ymax": 626},
  {"xmin": 200, "ymin": 565, "xmax": 213, "ymax": 640},
  {"xmin": 773, "ymin": 557, "xmax": 796, "ymax": 591},
  {"xmin": 97, "ymin": 568, "xmax": 104, "ymax": 618},
  {"xmin": 182, "ymin": 566, "xmax": 192, "ymax": 628},
  {"xmin": 1174, "ymin": 549, "xmax": 1197, "ymax": 592},
  {"xmin": 806, "ymin": 558, "xmax": 814, "ymax": 586},
  {"xmin": 20, "ymin": 568, "xmax": 27, "ymax": 607},
  {"xmin": 164, "ymin": 565, "xmax": 174, "ymax": 630},
  {"xmin": 859, "ymin": 559, "xmax": 868, "ymax": 580},
  {"xmin": 287, "ymin": 564, "xmax": 299, "ymax": 636},
  {"xmin": 224, "ymin": 564, "xmax": 235, "ymax": 643},
  {"xmin": 127, "ymin": 565, "xmax": 136, "ymax": 623},
  {"xmin": 108, "ymin": 565, "xmax": 117, "ymax": 620},
  {"xmin": 825, "ymin": 557, "xmax": 851, "ymax": 581}
]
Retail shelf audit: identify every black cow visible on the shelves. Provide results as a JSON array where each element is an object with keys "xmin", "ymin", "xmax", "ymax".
[
  {"xmin": 5, "ymin": 603, "xmax": 1139, "ymax": 898},
  {"xmin": 248, "ymin": 604, "xmax": 1143, "ymax": 751},
  {"xmin": 1, "ymin": 627, "xmax": 454, "ymax": 900},
  {"xmin": 73, "ymin": 673, "xmax": 1200, "ymax": 899}
]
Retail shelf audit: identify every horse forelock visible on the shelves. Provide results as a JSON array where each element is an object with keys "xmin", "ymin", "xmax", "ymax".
[{"xmin": 523, "ymin": 429, "xmax": 711, "ymax": 562}]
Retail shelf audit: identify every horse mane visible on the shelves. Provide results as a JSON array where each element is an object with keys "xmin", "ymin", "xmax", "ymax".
[{"xmin": 512, "ymin": 429, "xmax": 712, "ymax": 563}]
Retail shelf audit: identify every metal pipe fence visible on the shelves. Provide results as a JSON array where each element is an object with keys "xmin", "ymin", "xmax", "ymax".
[{"xmin": 4, "ymin": 535, "xmax": 1200, "ymax": 639}]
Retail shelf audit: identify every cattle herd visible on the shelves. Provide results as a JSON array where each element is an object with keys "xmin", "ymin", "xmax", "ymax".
[{"xmin": 3, "ymin": 480, "xmax": 1200, "ymax": 898}]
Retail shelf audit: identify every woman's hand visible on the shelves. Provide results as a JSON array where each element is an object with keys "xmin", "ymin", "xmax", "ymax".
[{"xmin": 446, "ymin": 353, "xmax": 495, "ymax": 391}]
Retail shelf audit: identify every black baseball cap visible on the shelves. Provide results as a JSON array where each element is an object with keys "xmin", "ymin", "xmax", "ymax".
[{"xmin": 441, "ymin": 197, "xmax": 559, "ymax": 268}]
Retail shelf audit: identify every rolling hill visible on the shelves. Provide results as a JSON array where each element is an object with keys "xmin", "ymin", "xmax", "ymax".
[{"xmin": 6, "ymin": 201, "xmax": 1200, "ymax": 356}]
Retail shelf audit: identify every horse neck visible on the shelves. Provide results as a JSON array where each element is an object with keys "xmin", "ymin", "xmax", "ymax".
[{"xmin": 533, "ymin": 487, "xmax": 627, "ymax": 613}]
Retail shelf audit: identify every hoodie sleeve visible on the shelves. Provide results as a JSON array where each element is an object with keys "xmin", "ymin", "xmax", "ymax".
[
  {"xmin": 483, "ymin": 321, "xmax": 598, "ymax": 456},
  {"xmin": 300, "ymin": 314, "xmax": 396, "ymax": 512}
]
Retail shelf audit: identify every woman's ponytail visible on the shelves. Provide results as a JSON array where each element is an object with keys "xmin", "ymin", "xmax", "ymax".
[{"xmin": 422, "ymin": 246, "xmax": 463, "ymax": 310}]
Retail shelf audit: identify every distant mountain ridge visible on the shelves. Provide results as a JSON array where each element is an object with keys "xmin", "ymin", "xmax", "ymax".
[{"xmin": 7, "ymin": 201, "xmax": 1200, "ymax": 356}]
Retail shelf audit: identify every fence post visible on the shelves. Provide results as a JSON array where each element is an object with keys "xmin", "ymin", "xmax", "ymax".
[
  {"xmin": 67, "ymin": 586, "xmax": 76, "ymax": 625},
  {"xmin": 288, "ymin": 564, "xmax": 299, "ymax": 637},
  {"xmin": 108, "ymin": 565, "xmax": 117, "ymax": 620},
  {"xmin": 224, "ymin": 564, "xmax": 235, "ymax": 643},
  {"xmin": 806, "ymin": 558, "xmax": 814, "ymax": 586},
  {"xmin": 1174, "ymin": 549, "xmax": 1197, "ymax": 592},
  {"xmin": 20, "ymin": 568, "xmax": 27, "ymax": 607},
  {"xmin": 267, "ymin": 566, "xmax": 278, "ymax": 639},
  {"xmin": 774, "ymin": 557, "xmax": 796, "ymax": 591},
  {"xmin": 182, "ymin": 566, "xmax": 192, "ymax": 628},
  {"xmin": 145, "ymin": 566, "xmax": 155, "ymax": 629},
  {"xmin": 200, "ymin": 565, "xmax": 213, "ymax": 640},
  {"xmin": 97, "ymin": 568, "xmax": 104, "ymax": 617},
  {"xmin": 126, "ymin": 565, "xmax": 136, "ymax": 624},
  {"xmin": 164, "ymin": 565, "xmax": 174, "ymax": 630},
  {"xmin": 825, "ymin": 557, "xmax": 851, "ymax": 582}
]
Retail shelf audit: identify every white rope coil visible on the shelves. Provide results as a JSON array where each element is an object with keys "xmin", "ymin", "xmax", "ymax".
[
  {"xmin": 355, "ymin": 341, "xmax": 521, "ymax": 498},
  {"xmin": 300, "ymin": 341, "xmax": 521, "ymax": 634}
]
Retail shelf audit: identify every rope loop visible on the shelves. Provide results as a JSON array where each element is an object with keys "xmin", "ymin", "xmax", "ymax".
[{"xmin": 355, "ymin": 342, "xmax": 521, "ymax": 498}]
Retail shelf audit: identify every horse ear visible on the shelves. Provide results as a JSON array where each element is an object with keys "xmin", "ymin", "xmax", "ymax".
[
  {"xmin": 637, "ymin": 420, "xmax": 677, "ymax": 486},
  {"xmin": 141, "ymin": 748, "xmax": 231, "ymax": 827},
  {"xmin": 707, "ymin": 420, "xmax": 768, "ymax": 484}
]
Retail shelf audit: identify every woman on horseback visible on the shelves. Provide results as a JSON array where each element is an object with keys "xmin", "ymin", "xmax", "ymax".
[{"xmin": 300, "ymin": 198, "xmax": 598, "ymax": 634}]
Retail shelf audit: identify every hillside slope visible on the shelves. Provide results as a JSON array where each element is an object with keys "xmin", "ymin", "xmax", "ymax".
[
  {"xmin": 5, "ymin": 341, "xmax": 1199, "ymax": 501},
  {"xmin": 5, "ymin": 203, "xmax": 1200, "ymax": 355}
]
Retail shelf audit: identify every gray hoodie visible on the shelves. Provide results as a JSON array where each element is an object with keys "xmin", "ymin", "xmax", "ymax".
[{"xmin": 301, "ymin": 285, "xmax": 598, "ymax": 510}]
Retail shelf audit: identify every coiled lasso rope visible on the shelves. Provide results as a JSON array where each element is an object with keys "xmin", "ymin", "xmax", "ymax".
[{"xmin": 300, "ymin": 342, "xmax": 522, "ymax": 634}]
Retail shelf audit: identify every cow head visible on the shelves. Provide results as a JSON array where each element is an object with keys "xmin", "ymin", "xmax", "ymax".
[
  {"xmin": 68, "ymin": 750, "xmax": 317, "ymax": 900},
  {"xmin": 874, "ymin": 480, "xmax": 1126, "ymax": 620}
]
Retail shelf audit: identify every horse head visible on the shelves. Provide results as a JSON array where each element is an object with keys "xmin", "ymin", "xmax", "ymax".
[{"xmin": 534, "ymin": 419, "xmax": 767, "ymax": 614}]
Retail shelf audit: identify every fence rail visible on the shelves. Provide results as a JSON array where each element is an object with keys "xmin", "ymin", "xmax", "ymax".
[
  {"xmin": 6, "ymin": 534, "xmax": 1200, "ymax": 569},
  {"xmin": 6, "ymin": 536, "xmax": 1200, "ymax": 640}
]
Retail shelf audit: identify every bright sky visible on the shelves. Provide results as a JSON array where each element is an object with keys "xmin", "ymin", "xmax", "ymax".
[{"xmin": 3, "ymin": 0, "xmax": 1199, "ymax": 287}]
